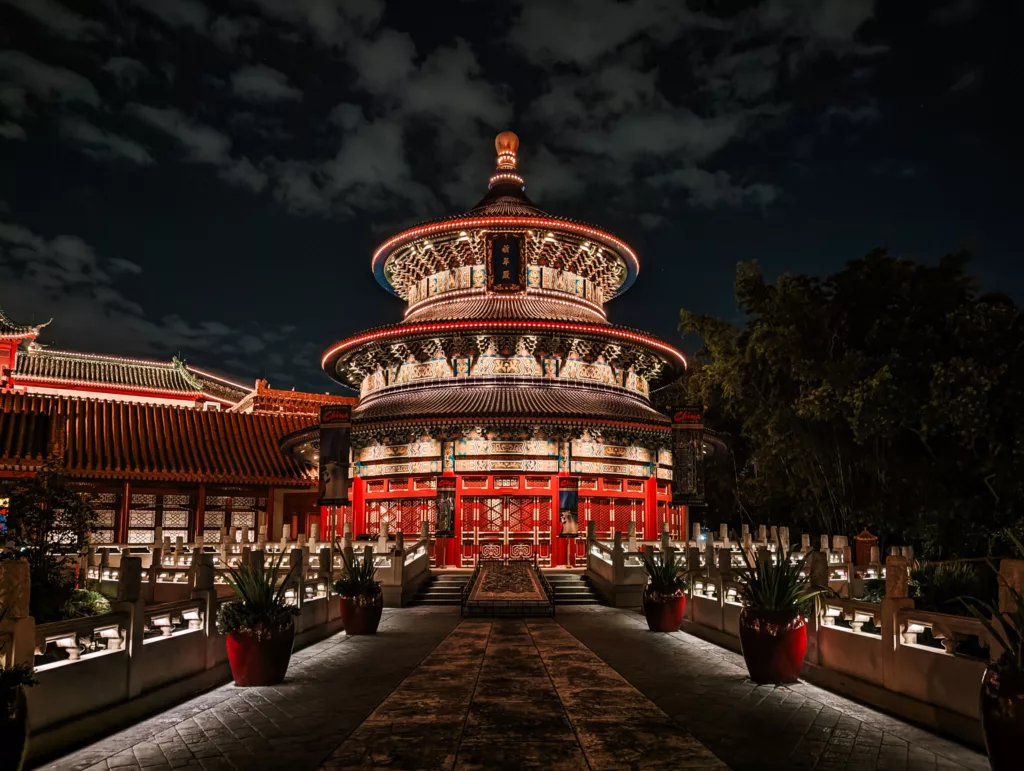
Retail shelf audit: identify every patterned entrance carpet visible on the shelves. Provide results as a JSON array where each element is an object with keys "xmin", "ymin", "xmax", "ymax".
[
  {"xmin": 319, "ymin": 618, "xmax": 726, "ymax": 770},
  {"xmin": 468, "ymin": 562, "xmax": 546, "ymax": 602}
]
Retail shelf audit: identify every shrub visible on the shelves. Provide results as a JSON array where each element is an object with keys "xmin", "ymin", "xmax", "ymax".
[
  {"xmin": 215, "ymin": 552, "xmax": 299, "ymax": 638},
  {"xmin": 638, "ymin": 547, "xmax": 689, "ymax": 599},
  {"xmin": 737, "ymin": 549, "xmax": 828, "ymax": 613},
  {"xmin": 60, "ymin": 589, "xmax": 111, "ymax": 619},
  {"xmin": 910, "ymin": 561, "xmax": 994, "ymax": 615},
  {"xmin": 333, "ymin": 549, "xmax": 380, "ymax": 599}
]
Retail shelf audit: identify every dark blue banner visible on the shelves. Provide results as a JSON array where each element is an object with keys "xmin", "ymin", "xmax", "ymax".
[
  {"xmin": 488, "ymin": 234, "xmax": 524, "ymax": 292},
  {"xmin": 319, "ymin": 404, "xmax": 352, "ymax": 506}
]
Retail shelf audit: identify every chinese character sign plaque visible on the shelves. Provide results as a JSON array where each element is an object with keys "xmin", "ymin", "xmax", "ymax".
[
  {"xmin": 319, "ymin": 404, "xmax": 352, "ymax": 506},
  {"xmin": 487, "ymin": 234, "xmax": 525, "ymax": 293},
  {"xmin": 671, "ymin": 408, "xmax": 706, "ymax": 506}
]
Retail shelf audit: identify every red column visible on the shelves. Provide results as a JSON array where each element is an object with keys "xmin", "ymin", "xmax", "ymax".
[
  {"xmin": 644, "ymin": 476, "xmax": 658, "ymax": 541},
  {"xmin": 449, "ymin": 478, "xmax": 462, "ymax": 567},
  {"xmin": 352, "ymin": 477, "xmax": 365, "ymax": 536},
  {"xmin": 118, "ymin": 481, "xmax": 130, "ymax": 543},
  {"xmin": 550, "ymin": 477, "xmax": 563, "ymax": 567}
]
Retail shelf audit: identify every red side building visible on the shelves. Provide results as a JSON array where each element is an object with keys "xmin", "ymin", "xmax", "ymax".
[{"xmin": 307, "ymin": 132, "xmax": 689, "ymax": 567}]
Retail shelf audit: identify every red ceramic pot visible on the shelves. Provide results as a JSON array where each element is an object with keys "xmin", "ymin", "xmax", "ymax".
[
  {"xmin": 225, "ymin": 623, "xmax": 295, "ymax": 687},
  {"xmin": 980, "ymin": 657, "xmax": 1024, "ymax": 771},
  {"xmin": 340, "ymin": 590, "xmax": 383, "ymax": 635},
  {"xmin": 738, "ymin": 608, "xmax": 807, "ymax": 684},
  {"xmin": 0, "ymin": 687, "xmax": 28, "ymax": 771},
  {"xmin": 642, "ymin": 587, "xmax": 686, "ymax": 632}
]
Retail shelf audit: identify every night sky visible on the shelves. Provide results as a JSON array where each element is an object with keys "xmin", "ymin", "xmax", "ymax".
[{"xmin": 0, "ymin": 0, "xmax": 1017, "ymax": 393}]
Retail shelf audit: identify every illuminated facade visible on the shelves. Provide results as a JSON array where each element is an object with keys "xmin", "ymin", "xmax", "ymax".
[{"xmin": 316, "ymin": 133, "xmax": 688, "ymax": 567}]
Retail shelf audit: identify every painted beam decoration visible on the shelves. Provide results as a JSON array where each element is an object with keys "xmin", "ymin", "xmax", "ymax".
[
  {"xmin": 435, "ymin": 476, "xmax": 456, "ymax": 537},
  {"xmin": 486, "ymin": 234, "xmax": 525, "ymax": 293},
  {"xmin": 557, "ymin": 477, "xmax": 579, "ymax": 537},
  {"xmin": 671, "ymin": 407, "xmax": 705, "ymax": 506},
  {"xmin": 319, "ymin": 404, "xmax": 352, "ymax": 506}
]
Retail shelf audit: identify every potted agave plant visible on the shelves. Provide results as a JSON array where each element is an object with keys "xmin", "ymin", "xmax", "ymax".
[
  {"xmin": 216, "ymin": 552, "xmax": 300, "ymax": 687},
  {"xmin": 960, "ymin": 533, "xmax": 1024, "ymax": 771},
  {"xmin": 0, "ymin": 608, "xmax": 36, "ymax": 771},
  {"xmin": 334, "ymin": 549, "xmax": 383, "ymax": 635},
  {"xmin": 736, "ymin": 549, "xmax": 826, "ymax": 684},
  {"xmin": 639, "ymin": 547, "xmax": 689, "ymax": 632}
]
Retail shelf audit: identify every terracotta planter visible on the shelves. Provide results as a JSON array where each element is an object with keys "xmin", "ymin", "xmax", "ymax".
[
  {"xmin": 339, "ymin": 591, "xmax": 383, "ymax": 635},
  {"xmin": 0, "ymin": 687, "xmax": 29, "ymax": 771},
  {"xmin": 980, "ymin": 657, "xmax": 1024, "ymax": 771},
  {"xmin": 225, "ymin": 623, "xmax": 295, "ymax": 687},
  {"xmin": 642, "ymin": 588, "xmax": 686, "ymax": 632},
  {"xmin": 738, "ymin": 608, "xmax": 807, "ymax": 684}
]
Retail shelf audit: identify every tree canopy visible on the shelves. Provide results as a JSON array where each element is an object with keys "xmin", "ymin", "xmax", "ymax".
[{"xmin": 675, "ymin": 250, "xmax": 1024, "ymax": 559}]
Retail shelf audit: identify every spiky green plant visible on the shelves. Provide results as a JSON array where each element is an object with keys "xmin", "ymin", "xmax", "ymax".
[
  {"xmin": 639, "ymin": 547, "xmax": 688, "ymax": 598},
  {"xmin": 215, "ymin": 551, "xmax": 300, "ymax": 638},
  {"xmin": 333, "ymin": 549, "xmax": 380, "ymax": 600},
  {"xmin": 736, "ymin": 549, "xmax": 828, "ymax": 613},
  {"xmin": 959, "ymin": 532, "xmax": 1024, "ymax": 674}
]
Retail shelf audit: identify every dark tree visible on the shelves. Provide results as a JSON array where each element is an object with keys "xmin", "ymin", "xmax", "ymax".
[{"xmin": 678, "ymin": 250, "xmax": 1024, "ymax": 558}]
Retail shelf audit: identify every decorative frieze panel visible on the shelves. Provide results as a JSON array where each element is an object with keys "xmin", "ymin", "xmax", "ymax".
[
  {"xmin": 657, "ymin": 467, "xmax": 673, "ymax": 480},
  {"xmin": 407, "ymin": 264, "xmax": 601, "ymax": 307},
  {"xmin": 571, "ymin": 441, "xmax": 652, "ymax": 463},
  {"xmin": 359, "ymin": 460, "xmax": 441, "ymax": 477},
  {"xmin": 456, "ymin": 438, "xmax": 557, "ymax": 457},
  {"xmin": 570, "ymin": 460, "xmax": 650, "ymax": 478},
  {"xmin": 357, "ymin": 440, "xmax": 441, "ymax": 463},
  {"xmin": 454, "ymin": 459, "xmax": 559, "ymax": 473}
]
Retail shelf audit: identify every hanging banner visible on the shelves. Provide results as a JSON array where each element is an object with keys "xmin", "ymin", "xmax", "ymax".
[
  {"xmin": 671, "ymin": 407, "xmax": 705, "ymax": 506},
  {"xmin": 487, "ymin": 234, "xmax": 525, "ymax": 293},
  {"xmin": 435, "ymin": 476, "xmax": 456, "ymax": 537},
  {"xmin": 557, "ymin": 477, "xmax": 579, "ymax": 538},
  {"xmin": 318, "ymin": 404, "xmax": 351, "ymax": 506}
]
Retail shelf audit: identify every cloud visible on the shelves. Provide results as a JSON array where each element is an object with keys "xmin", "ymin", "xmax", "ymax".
[
  {"xmin": 246, "ymin": 0, "xmax": 384, "ymax": 47},
  {"xmin": 102, "ymin": 57, "xmax": 150, "ymax": 90},
  {"xmin": 60, "ymin": 117, "xmax": 154, "ymax": 164},
  {"xmin": 127, "ymin": 104, "xmax": 268, "ymax": 191},
  {"xmin": 0, "ymin": 217, "xmax": 314, "ymax": 384},
  {"xmin": 230, "ymin": 65, "xmax": 303, "ymax": 103},
  {"xmin": 130, "ymin": 0, "xmax": 208, "ymax": 32},
  {"xmin": 0, "ymin": 123, "xmax": 26, "ymax": 140},
  {"xmin": 2, "ymin": 0, "xmax": 106, "ymax": 40},
  {"xmin": 0, "ymin": 51, "xmax": 100, "ymax": 116},
  {"xmin": 823, "ymin": 103, "xmax": 882, "ymax": 124},
  {"xmin": 651, "ymin": 167, "xmax": 781, "ymax": 209}
]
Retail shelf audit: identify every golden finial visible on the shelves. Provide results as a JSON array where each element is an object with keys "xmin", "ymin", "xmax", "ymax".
[{"xmin": 495, "ymin": 131, "xmax": 519, "ymax": 170}]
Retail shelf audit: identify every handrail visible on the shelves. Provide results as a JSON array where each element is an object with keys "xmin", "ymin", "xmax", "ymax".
[{"xmin": 460, "ymin": 557, "xmax": 482, "ymax": 616}]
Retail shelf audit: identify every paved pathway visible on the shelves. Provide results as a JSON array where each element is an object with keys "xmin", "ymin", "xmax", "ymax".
[
  {"xmin": 559, "ymin": 607, "xmax": 989, "ymax": 771},
  {"xmin": 321, "ymin": 618, "xmax": 723, "ymax": 770},
  {"xmin": 40, "ymin": 607, "xmax": 989, "ymax": 771}
]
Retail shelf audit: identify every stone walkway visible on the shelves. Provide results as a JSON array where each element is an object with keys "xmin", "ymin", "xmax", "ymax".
[
  {"xmin": 559, "ymin": 607, "xmax": 989, "ymax": 771},
  {"xmin": 39, "ymin": 607, "xmax": 989, "ymax": 771}
]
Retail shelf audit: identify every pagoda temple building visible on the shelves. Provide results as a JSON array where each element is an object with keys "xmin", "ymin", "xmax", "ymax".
[{"xmin": 308, "ymin": 132, "xmax": 692, "ymax": 567}]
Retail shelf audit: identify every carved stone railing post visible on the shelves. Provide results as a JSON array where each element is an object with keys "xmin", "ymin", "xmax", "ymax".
[
  {"xmin": 881, "ymin": 555, "xmax": 913, "ymax": 691},
  {"xmin": 113, "ymin": 556, "xmax": 145, "ymax": 699},
  {"xmin": 612, "ymin": 532, "xmax": 625, "ymax": 583},
  {"xmin": 289, "ymin": 548, "xmax": 305, "ymax": 611}
]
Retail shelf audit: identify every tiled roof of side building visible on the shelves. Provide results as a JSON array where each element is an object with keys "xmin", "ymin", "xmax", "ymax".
[
  {"xmin": 0, "ymin": 308, "xmax": 49, "ymax": 340},
  {"xmin": 11, "ymin": 345, "xmax": 252, "ymax": 405},
  {"xmin": 230, "ymin": 379, "xmax": 358, "ymax": 416},
  {"xmin": 352, "ymin": 382, "xmax": 671, "ymax": 428},
  {"xmin": 0, "ymin": 392, "xmax": 316, "ymax": 486}
]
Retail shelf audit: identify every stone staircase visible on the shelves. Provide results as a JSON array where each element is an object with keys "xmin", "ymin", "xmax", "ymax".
[
  {"xmin": 410, "ymin": 570, "xmax": 603, "ymax": 607},
  {"xmin": 543, "ymin": 572, "xmax": 603, "ymax": 605},
  {"xmin": 409, "ymin": 573, "xmax": 471, "ymax": 606}
]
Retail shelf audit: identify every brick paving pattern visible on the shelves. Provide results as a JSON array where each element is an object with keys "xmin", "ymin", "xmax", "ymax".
[
  {"xmin": 38, "ymin": 609, "xmax": 461, "ymax": 771},
  {"xmin": 557, "ymin": 607, "xmax": 989, "ymax": 771},
  {"xmin": 40, "ymin": 606, "xmax": 990, "ymax": 771}
]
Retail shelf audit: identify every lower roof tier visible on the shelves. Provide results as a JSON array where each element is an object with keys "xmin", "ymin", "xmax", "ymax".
[
  {"xmin": 322, "ymin": 319, "xmax": 687, "ymax": 390},
  {"xmin": 351, "ymin": 380, "xmax": 670, "ymax": 432}
]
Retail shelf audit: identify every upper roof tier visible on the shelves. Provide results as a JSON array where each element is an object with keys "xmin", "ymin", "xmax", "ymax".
[
  {"xmin": 0, "ymin": 307, "xmax": 49, "ymax": 341},
  {"xmin": 372, "ymin": 132, "xmax": 639, "ymax": 303}
]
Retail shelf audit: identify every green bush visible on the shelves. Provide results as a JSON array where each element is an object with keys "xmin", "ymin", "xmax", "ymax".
[
  {"xmin": 216, "ymin": 552, "xmax": 299, "ymax": 637},
  {"xmin": 60, "ymin": 589, "xmax": 111, "ymax": 619},
  {"xmin": 910, "ymin": 561, "xmax": 995, "ymax": 615}
]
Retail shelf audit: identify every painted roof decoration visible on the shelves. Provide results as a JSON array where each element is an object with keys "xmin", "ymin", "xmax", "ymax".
[
  {"xmin": 0, "ymin": 307, "xmax": 50, "ymax": 341},
  {"xmin": 0, "ymin": 392, "xmax": 315, "ymax": 485},
  {"xmin": 372, "ymin": 131, "xmax": 640, "ymax": 301},
  {"xmin": 10, "ymin": 343, "xmax": 252, "ymax": 405},
  {"xmin": 230, "ymin": 379, "xmax": 357, "ymax": 416}
]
